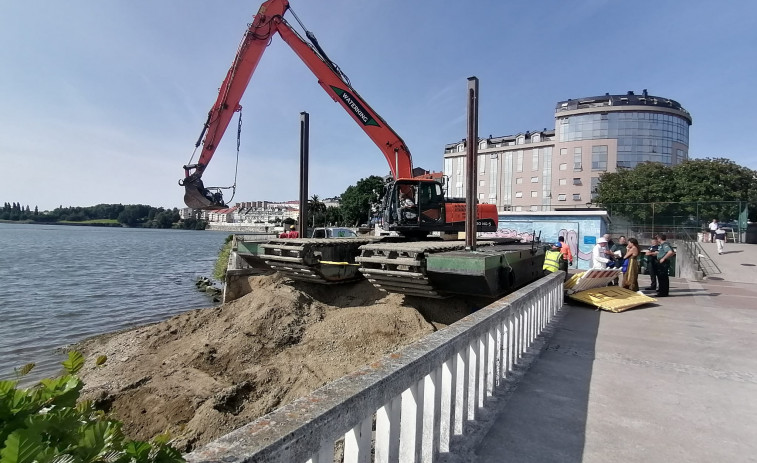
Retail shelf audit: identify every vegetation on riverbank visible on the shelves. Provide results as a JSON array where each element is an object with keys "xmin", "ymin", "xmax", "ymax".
[
  {"xmin": 0, "ymin": 352, "xmax": 184, "ymax": 463},
  {"xmin": 213, "ymin": 236, "xmax": 234, "ymax": 281},
  {"xmin": 1, "ymin": 203, "xmax": 206, "ymax": 230}
]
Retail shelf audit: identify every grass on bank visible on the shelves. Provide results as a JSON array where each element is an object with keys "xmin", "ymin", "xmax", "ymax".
[{"xmin": 213, "ymin": 235, "xmax": 234, "ymax": 281}]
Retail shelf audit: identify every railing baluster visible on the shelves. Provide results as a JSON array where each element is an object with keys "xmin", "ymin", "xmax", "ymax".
[
  {"xmin": 439, "ymin": 357, "xmax": 454, "ymax": 453},
  {"xmin": 399, "ymin": 383, "xmax": 420, "ymax": 462},
  {"xmin": 454, "ymin": 348, "xmax": 467, "ymax": 435},
  {"xmin": 477, "ymin": 335, "xmax": 486, "ymax": 409},
  {"xmin": 494, "ymin": 324, "xmax": 502, "ymax": 388},
  {"xmin": 376, "ymin": 396, "xmax": 401, "ymax": 463},
  {"xmin": 467, "ymin": 340, "xmax": 479, "ymax": 421},
  {"xmin": 421, "ymin": 370, "xmax": 439, "ymax": 463},
  {"xmin": 344, "ymin": 415, "xmax": 372, "ymax": 463}
]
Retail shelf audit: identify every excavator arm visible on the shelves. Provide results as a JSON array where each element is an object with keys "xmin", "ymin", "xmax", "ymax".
[{"xmin": 181, "ymin": 0, "xmax": 413, "ymax": 209}]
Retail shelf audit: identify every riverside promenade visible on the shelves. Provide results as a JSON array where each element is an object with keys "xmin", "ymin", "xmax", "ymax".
[{"xmin": 444, "ymin": 244, "xmax": 757, "ymax": 462}]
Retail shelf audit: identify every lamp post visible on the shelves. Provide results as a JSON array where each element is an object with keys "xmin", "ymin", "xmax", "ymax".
[{"xmin": 652, "ymin": 202, "xmax": 655, "ymax": 237}]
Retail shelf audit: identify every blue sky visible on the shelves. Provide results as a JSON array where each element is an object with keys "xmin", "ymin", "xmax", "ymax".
[{"xmin": 1, "ymin": 0, "xmax": 755, "ymax": 211}]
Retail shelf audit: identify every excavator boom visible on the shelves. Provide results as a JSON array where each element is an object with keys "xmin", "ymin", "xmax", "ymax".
[{"xmin": 181, "ymin": 0, "xmax": 412, "ymax": 209}]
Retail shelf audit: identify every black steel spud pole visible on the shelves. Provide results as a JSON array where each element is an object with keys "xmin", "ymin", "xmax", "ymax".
[
  {"xmin": 298, "ymin": 112, "xmax": 309, "ymax": 237},
  {"xmin": 465, "ymin": 77, "xmax": 479, "ymax": 250}
]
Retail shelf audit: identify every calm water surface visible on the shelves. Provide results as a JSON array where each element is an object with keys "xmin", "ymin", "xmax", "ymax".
[{"xmin": 0, "ymin": 223, "xmax": 229, "ymax": 382}]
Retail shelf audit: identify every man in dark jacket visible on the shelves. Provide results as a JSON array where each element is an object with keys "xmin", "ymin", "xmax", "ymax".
[
  {"xmin": 644, "ymin": 236, "xmax": 659, "ymax": 291},
  {"xmin": 654, "ymin": 234, "xmax": 675, "ymax": 297}
]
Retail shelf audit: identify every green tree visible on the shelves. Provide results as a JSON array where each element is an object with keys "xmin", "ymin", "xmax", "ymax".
[
  {"xmin": 595, "ymin": 158, "xmax": 757, "ymax": 224},
  {"xmin": 307, "ymin": 195, "xmax": 327, "ymax": 228},
  {"xmin": 340, "ymin": 176, "xmax": 385, "ymax": 226}
]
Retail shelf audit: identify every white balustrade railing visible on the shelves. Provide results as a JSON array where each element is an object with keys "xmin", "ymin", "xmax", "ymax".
[{"xmin": 187, "ymin": 272, "xmax": 564, "ymax": 463}]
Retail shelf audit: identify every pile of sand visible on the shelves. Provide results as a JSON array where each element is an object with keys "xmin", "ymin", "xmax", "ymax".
[{"xmin": 75, "ymin": 273, "xmax": 482, "ymax": 451}]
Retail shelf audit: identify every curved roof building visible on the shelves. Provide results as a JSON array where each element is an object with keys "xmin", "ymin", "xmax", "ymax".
[
  {"xmin": 555, "ymin": 90, "xmax": 692, "ymax": 169},
  {"xmin": 443, "ymin": 90, "xmax": 692, "ymax": 212}
]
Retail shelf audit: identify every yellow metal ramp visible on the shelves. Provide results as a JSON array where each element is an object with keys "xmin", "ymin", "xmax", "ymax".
[
  {"xmin": 568, "ymin": 286, "xmax": 657, "ymax": 312},
  {"xmin": 565, "ymin": 269, "xmax": 656, "ymax": 312}
]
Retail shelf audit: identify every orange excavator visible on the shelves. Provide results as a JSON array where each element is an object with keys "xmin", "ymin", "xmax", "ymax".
[
  {"xmin": 180, "ymin": 0, "xmax": 545, "ymax": 298},
  {"xmin": 179, "ymin": 0, "xmax": 497, "ymax": 238}
]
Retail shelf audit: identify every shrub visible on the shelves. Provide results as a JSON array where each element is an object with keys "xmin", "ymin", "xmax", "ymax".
[
  {"xmin": 212, "ymin": 235, "xmax": 233, "ymax": 282},
  {"xmin": 0, "ymin": 352, "xmax": 184, "ymax": 463}
]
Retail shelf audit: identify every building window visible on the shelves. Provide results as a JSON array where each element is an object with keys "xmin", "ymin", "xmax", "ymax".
[
  {"xmin": 530, "ymin": 205, "xmax": 538, "ymax": 212},
  {"xmin": 591, "ymin": 177, "xmax": 600, "ymax": 200},
  {"xmin": 531, "ymin": 191, "xmax": 538, "ymax": 198},
  {"xmin": 573, "ymin": 177, "xmax": 582, "ymax": 185},
  {"xmin": 573, "ymin": 193, "xmax": 581, "ymax": 201},
  {"xmin": 516, "ymin": 151, "xmax": 523, "ymax": 172},
  {"xmin": 574, "ymin": 147, "xmax": 582, "ymax": 171},
  {"xmin": 515, "ymin": 192, "xmax": 523, "ymax": 198},
  {"xmin": 515, "ymin": 177, "xmax": 523, "ymax": 184},
  {"xmin": 592, "ymin": 145, "xmax": 608, "ymax": 171},
  {"xmin": 559, "ymin": 178, "xmax": 567, "ymax": 186},
  {"xmin": 559, "ymin": 163, "xmax": 567, "ymax": 171},
  {"xmin": 515, "ymin": 206, "xmax": 523, "ymax": 212},
  {"xmin": 479, "ymin": 180, "xmax": 485, "ymax": 186},
  {"xmin": 560, "ymin": 148, "xmax": 567, "ymax": 156},
  {"xmin": 532, "ymin": 151, "xmax": 539, "ymax": 171},
  {"xmin": 558, "ymin": 194, "xmax": 567, "ymax": 201},
  {"xmin": 531, "ymin": 176, "xmax": 539, "ymax": 183},
  {"xmin": 478, "ymin": 193, "xmax": 485, "ymax": 199}
]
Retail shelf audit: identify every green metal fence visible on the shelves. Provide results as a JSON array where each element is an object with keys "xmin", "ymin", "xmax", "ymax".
[{"xmin": 603, "ymin": 200, "xmax": 749, "ymax": 242}]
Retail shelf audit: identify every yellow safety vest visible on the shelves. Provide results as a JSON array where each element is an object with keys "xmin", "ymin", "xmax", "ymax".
[{"xmin": 543, "ymin": 250, "xmax": 561, "ymax": 273}]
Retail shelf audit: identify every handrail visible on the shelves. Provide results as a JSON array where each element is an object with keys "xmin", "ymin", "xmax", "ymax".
[
  {"xmin": 187, "ymin": 272, "xmax": 565, "ymax": 463},
  {"xmin": 676, "ymin": 227, "xmax": 720, "ymax": 276}
]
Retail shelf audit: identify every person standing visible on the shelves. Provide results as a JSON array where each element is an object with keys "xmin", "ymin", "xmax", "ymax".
[
  {"xmin": 621, "ymin": 238, "xmax": 641, "ymax": 292},
  {"xmin": 708, "ymin": 219, "xmax": 719, "ymax": 243},
  {"xmin": 655, "ymin": 233, "xmax": 675, "ymax": 297},
  {"xmin": 715, "ymin": 226, "xmax": 727, "ymax": 255},
  {"xmin": 609, "ymin": 236, "xmax": 627, "ymax": 285},
  {"xmin": 644, "ymin": 236, "xmax": 660, "ymax": 291},
  {"xmin": 592, "ymin": 237, "xmax": 611, "ymax": 269},
  {"xmin": 554, "ymin": 236, "xmax": 573, "ymax": 277},
  {"xmin": 611, "ymin": 236, "xmax": 627, "ymax": 261},
  {"xmin": 288, "ymin": 224, "xmax": 299, "ymax": 238},
  {"xmin": 603, "ymin": 234, "xmax": 616, "ymax": 263}
]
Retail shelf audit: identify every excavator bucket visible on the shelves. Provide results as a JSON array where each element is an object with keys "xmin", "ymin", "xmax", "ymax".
[{"xmin": 183, "ymin": 179, "xmax": 227, "ymax": 210}]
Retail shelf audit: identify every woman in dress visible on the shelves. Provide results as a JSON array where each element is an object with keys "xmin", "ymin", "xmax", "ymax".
[{"xmin": 622, "ymin": 238, "xmax": 641, "ymax": 291}]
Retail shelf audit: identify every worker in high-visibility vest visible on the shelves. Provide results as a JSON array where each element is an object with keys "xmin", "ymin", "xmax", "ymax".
[
  {"xmin": 542, "ymin": 249, "xmax": 562, "ymax": 274},
  {"xmin": 554, "ymin": 236, "xmax": 573, "ymax": 276}
]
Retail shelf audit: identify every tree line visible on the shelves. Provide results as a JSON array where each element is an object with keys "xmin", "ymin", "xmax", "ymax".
[
  {"xmin": 595, "ymin": 158, "xmax": 757, "ymax": 225},
  {"xmin": 0, "ymin": 202, "xmax": 206, "ymax": 230},
  {"xmin": 305, "ymin": 175, "xmax": 385, "ymax": 228}
]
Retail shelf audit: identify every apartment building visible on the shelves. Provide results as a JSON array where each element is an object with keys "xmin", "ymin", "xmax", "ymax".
[{"xmin": 443, "ymin": 90, "xmax": 692, "ymax": 212}]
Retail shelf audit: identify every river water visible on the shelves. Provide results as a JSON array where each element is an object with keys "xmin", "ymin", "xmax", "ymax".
[{"xmin": 0, "ymin": 223, "xmax": 229, "ymax": 383}]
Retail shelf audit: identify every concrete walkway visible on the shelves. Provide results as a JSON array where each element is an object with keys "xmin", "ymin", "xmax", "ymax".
[
  {"xmin": 698, "ymin": 242, "xmax": 757, "ymax": 284},
  {"xmin": 444, "ymin": 246, "xmax": 757, "ymax": 462}
]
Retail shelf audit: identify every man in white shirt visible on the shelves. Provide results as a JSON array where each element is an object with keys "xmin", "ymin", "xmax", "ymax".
[
  {"xmin": 708, "ymin": 219, "xmax": 719, "ymax": 242},
  {"xmin": 592, "ymin": 237, "xmax": 611, "ymax": 269},
  {"xmin": 715, "ymin": 227, "xmax": 727, "ymax": 254}
]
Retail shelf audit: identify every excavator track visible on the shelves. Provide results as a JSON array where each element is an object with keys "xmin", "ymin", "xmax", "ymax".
[
  {"xmin": 356, "ymin": 240, "xmax": 495, "ymax": 298},
  {"xmin": 259, "ymin": 238, "xmax": 375, "ymax": 284}
]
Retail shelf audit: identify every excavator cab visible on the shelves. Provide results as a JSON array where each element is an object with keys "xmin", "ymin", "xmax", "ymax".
[{"xmin": 383, "ymin": 179, "xmax": 445, "ymax": 237}]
